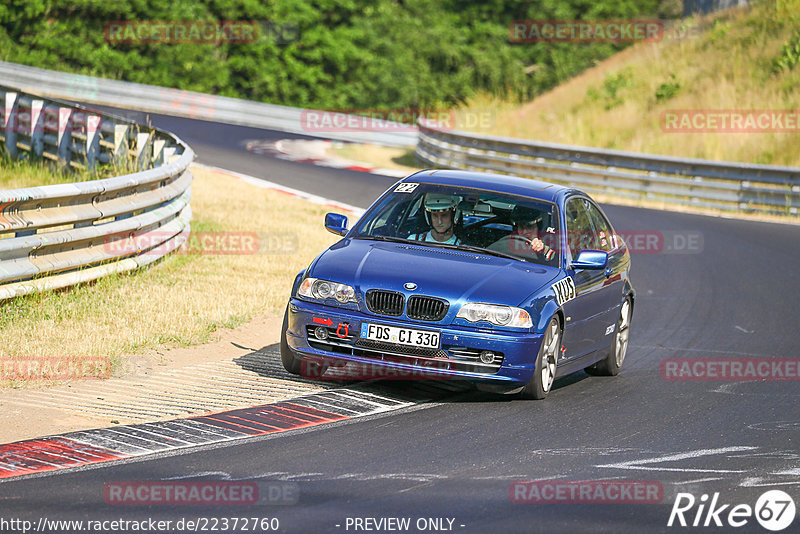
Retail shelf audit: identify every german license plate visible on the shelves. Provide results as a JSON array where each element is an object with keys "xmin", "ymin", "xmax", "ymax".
[{"xmin": 360, "ymin": 323, "xmax": 440, "ymax": 348}]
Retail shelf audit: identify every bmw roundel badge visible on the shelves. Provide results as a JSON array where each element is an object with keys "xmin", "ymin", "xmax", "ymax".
[{"xmin": 404, "ymin": 282, "xmax": 417, "ymax": 290}]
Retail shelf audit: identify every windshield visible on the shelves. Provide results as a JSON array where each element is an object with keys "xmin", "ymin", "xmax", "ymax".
[{"xmin": 351, "ymin": 182, "xmax": 560, "ymax": 266}]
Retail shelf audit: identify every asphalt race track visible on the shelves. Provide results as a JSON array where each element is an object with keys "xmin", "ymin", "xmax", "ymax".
[
  {"xmin": 87, "ymin": 107, "xmax": 401, "ymax": 207},
  {"xmin": 1, "ymin": 113, "xmax": 798, "ymax": 533}
]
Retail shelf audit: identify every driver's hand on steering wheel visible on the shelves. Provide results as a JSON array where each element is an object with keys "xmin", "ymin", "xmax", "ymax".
[{"xmin": 530, "ymin": 237, "xmax": 545, "ymax": 253}]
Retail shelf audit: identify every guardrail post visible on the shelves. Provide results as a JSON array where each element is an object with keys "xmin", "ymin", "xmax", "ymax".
[
  {"xmin": 152, "ymin": 138, "xmax": 166, "ymax": 167},
  {"xmin": 162, "ymin": 146, "xmax": 177, "ymax": 164},
  {"xmin": 3, "ymin": 90, "xmax": 18, "ymax": 158},
  {"xmin": 136, "ymin": 131, "xmax": 153, "ymax": 170},
  {"xmin": 30, "ymin": 99, "xmax": 44, "ymax": 158},
  {"xmin": 57, "ymin": 106, "xmax": 72, "ymax": 167},
  {"xmin": 113, "ymin": 123, "xmax": 131, "ymax": 165},
  {"xmin": 86, "ymin": 113, "xmax": 101, "ymax": 170}
]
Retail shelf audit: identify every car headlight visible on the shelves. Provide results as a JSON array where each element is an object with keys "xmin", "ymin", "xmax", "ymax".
[
  {"xmin": 456, "ymin": 303, "xmax": 532, "ymax": 328},
  {"xmin": 298, "ymin": 278, "xmax": 357, "ymax": 304}
]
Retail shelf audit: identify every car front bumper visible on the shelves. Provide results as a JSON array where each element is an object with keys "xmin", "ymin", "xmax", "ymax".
[{"xmin": 286, "ymin": 298, "xmax": 544, "ymax": 387}]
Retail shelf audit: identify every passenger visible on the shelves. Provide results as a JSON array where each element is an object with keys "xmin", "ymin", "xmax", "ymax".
[{"xmin": 408, "ymin": 193, "xmax": 462, "ymax": 245}]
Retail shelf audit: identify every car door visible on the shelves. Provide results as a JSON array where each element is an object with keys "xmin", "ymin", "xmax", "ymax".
[
  {"xmin": 559, "ymin": 197, "xmax": 618, "ymax": 359},
  {"xmin": 583, "ymin": 199, "xmax": 627, "ymax": 344}
]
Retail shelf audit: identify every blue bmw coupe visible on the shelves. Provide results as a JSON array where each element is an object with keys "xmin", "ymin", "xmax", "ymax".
[{"xmin": 282, "ymin": 169, "xmax": 634, "ymax": 399}]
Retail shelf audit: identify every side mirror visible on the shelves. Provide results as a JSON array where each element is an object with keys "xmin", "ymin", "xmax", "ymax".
[
  {"xmin": 325, "ymin": 213, "xmax": 348, "ymax": 236},
  {"xmin": 571, "ymin": 250, "xmax": 608, "ymax": 270}
]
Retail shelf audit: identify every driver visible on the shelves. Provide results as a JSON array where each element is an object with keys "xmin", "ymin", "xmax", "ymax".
[
  {"xmin": 408, "ymin": 193, "xmax": 462, "ymax": 245},
  {"xmin": 509, "ymin": 205, "xmax": 555, "ymax": 260}
]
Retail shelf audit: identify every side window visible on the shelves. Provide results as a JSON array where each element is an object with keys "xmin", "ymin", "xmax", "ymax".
[
  {"xmin": 565, "ymin": 198, "xmax": 595, "ymax": 262},
  {"xmin": 368, "ymin": 204, "xmax": 399, "ymax": 235},
  {"xmin": 396, "ymin": 195, "xmax": 426, "ymax": 236},
  {"xmin": 364, "ymin": 198, "xmax": 408, "ymax": 236},
  {"xmin": 585, "ymin": 201, "xmax": 613, "ymax": 252}
]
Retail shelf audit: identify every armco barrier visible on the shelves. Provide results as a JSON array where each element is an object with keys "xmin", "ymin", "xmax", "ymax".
[
  {"xmin": 0, "ymin": 60, "xmax": 416, "ymax": 148},
  {"xmin": 4, "ymin": 61, "xmax": 796, "ymax": 215},
  {"xmin": 0, "ymin": 85, "xmax": 194, "ymax": 300},
  {"xmin": 416, "ymin": 120, "xmax": 800, "ymax": 215}
]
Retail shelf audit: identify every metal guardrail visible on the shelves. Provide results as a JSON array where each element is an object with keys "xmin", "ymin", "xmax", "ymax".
[
  {"xmin": 0, "ymin": 85, "xmax": 194, "ymax": 300},
  {"xmin": 0, "ymin": 60, "xmax": 417, "ymax": 148},
  {"xmin": 416, "ymin": 121, "xmax": 800, "ymax": 215},
  {"xmin": 5, "ymin": 62, "xmax": 796, "ymax": 215}
]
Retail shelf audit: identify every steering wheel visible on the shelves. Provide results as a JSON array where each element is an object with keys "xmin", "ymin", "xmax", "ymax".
[
  {"xmin": 506, "ymin": 234, "xmax": 539, "ymax": 250},
  {"xmin": 505, "ymin": 234, "xmax": 554, "ymax": 259}
]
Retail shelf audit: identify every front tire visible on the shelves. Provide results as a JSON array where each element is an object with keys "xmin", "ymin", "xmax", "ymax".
[
  {"xmin": 586, "ymin": 297, "xmax": 632, "ymax": 376},
  {"xmin": 280, "ymin": 306, "xmax": 302, "ymax": 375},
  {"xmin": 520, "ymin": 316, "xmax": 561, "ymax": 400}
]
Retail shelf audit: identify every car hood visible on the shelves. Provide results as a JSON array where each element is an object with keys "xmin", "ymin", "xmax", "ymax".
[{"xmin": 309, "ymin": 239, "xmax": 559, "ymax": 308}]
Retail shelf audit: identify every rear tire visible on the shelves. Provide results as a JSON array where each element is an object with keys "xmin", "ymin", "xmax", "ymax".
[
  {"xmin": 586, "ymin": 297, "xmax": 631, "ymax": 376},
  {"xmin": 280, "ymin": 306, "xmax": 302, "ymax": 375},
  {"xmin": 520, "ymin": 316, "xmax": 561, "ymax": 400}
]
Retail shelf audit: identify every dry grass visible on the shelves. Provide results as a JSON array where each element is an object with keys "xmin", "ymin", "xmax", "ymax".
[
  {"xmin": 327, "ymin": 2, "xmax": 799, "ymax": 222},
  {"xmin": 457, "ymin": 0, "xmax": 800, "ymax": 167},
  {"xmin": 0, "ymin": 165, "xmax": 343, "ymax": 387},
  {"xmin": 0, "ymin": 157, "xmax": 98, "ymax": 189}
]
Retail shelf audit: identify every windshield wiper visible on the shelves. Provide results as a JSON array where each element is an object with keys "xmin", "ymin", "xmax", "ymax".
[{"xmin": 356, "ymin": 235, "xmax": 410, "ymax": 244}]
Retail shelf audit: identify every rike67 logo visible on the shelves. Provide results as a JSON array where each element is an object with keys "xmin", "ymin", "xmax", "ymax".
[{"xmin": 668, "ymin": 490, "xmax": 796, "ymax": 531}]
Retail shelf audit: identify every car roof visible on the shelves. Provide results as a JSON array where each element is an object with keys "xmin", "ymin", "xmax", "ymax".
[{"xmin": 402, "ymin": 169, "xmax": 579, "ymax": 204}]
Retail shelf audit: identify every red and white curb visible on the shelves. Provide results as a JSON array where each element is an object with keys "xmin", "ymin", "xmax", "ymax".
[
  {"xmin": 0, "ymin": 384, "xmax": 463, "ymax": 480},
  {"xmin": 0, "ymin": 163, "xmax": 468, "ymax": 481},
  {"xmin": 245, "ymin": 139, "xmax": 410, "ymax": 178}
]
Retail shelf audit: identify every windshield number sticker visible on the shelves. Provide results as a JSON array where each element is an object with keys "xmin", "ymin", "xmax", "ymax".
[
  {"xmin": 552, "ymin": 276, "xmax": 576, "ymax": 306},
  {"xmin": 394, "ymin": 183, "xmax": 419, "ymax": 193}
]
